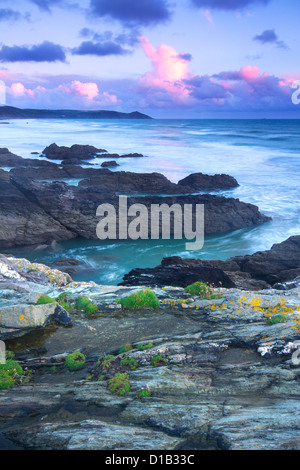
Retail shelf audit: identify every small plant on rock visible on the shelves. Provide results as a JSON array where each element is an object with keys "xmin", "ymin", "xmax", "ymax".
[
  {"xmin": 0, "ymin": 359, "xmax": 25, "ymax": 389},
  {"xmin": 151, "ymin": 354, "xmax": 168, "ymax": 367},
  {"xmin": 185, "ymin": 282, "xmax": 221, "ymax": 300},
  {"xmin": 36, "ymin": 295, "xmax": 56, "ymax": 305},
  {"xmin": 5, "ymin": 351, "xmax": 15, "ymax": 360},
  {"xmin": 108, "ymin": 373, "xmax": 131, "ymax": 396},
  {"xmin": 97, "ymin": 355, "xmax": 116, "ymax": 371},
  {"xmin": 117, "ymin": 288, "xmax": 160, "ymax": 310},
  {"xmin": 0, "ymin": 374, "xmax": 15, "ymax": 390},
  {"xmin": 136, "ymin": 342, "xmax": 153, "ymax": 351},
  {"xmin": 119, "ymin": 344, "xmax": 133, "ymax": 354},
  {"xmin": 267, "ymin": 314, "xmax": 287, "ymax": 325},
  {"xmin": 85, "ymin": 302, "xmax": 98, "ymax": 315},
  {"xmin": 138, "ymin": 389, "xmax": 151, "ymax": 398},
  {"xmin": 75, "ymin": 296, "xmax": 98, "ymax": 315},
  {"xmin": 120, "ymin": 357, "xmax": 137, "ymax": 370},
  {"xmin": 56, "ymin": 292, "xmax": 72, "ymax": 311},
  {"xmin": 65, "ymin": 351, "xmax": 86, "ymax": 371}
]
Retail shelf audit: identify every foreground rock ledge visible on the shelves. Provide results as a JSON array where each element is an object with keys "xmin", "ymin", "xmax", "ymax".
[{"xmin": 0, "ymin": 255, "xmax": 300, "ymax": 450}]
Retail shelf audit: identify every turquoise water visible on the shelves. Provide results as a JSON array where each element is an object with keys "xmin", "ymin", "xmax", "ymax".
[{"xmin": 1, "ymin": 118, "xmax": 300, "ymax": 285}]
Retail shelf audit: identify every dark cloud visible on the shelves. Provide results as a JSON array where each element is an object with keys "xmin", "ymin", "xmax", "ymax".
[
  {"xmin": 89, "ymin": 0, "xmax": 172, "ymax": 26},
  {"xmin": 72, "ymin": 41, "xmax": 129, "ymax": 57},
  {"xmin": 29, "ymin": 0, "xmax": 80, "ymax": 12},
  {"xmin": 254, "ymin": 29, "xmax": 277, "ymax": 43},
  {"xmin": 254, "ymin": 29, "xmax": 288, "ymax": 49},
  {"xmin": 184, "ymin": 75, "xmax": 228, "ymax": 100},
  {"xmin": 30, "ymin": 0, "xmax": 64, "ymax": 11},
  {"xmin": 191, "ymin": 0, "xmax": 270, "ymax": 10},
  {"xmin": 0, "ymin": 41, "xmax": 66, "ymax": 62},
  {"xmin": 177, "ymin": 53, "xmax": 193, "ymax": 61},
  {"xmin": 213, "ymin": 70, "xmax": 244, "ymax": 80},
  {"xmin": 0, "ymin": 8, "xmax": 29, "ymax": 21},
  {"xmin": 79, "ymin": 27, "xmax": 140, "ymax": 47}
]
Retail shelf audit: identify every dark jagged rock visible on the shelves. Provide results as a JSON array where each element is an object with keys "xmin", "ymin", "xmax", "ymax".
[
  {"xmin": 235, "ymin": 236, "xmax": 300, "ymax": 285},
  {"xmin": 120, "ymin": 153, "xmax": 144, "ymax": 159},
  {"xmin": 0, "ymin": 146, "xmax": 271, "ymax": 247},
  {"xmin": 0, "ymin": 178, "xmax": 75, "ymax": 247},
  {"xmin": 78, "ymin": 171, "xmax": 189, "ymax": 194},
  {"xmin": 126, "ymin": 236, "xmax": 300, "ymax": 290},
  {"xmin": 101, "ymin": 161, "xmax": 120, "ymax": 168},
  {"xmin": 120, "ymin": 265, "xmax": 236, "ymax": 288},
  {"xmin": 41, "ymin": 143, "xmax": 107, "ymax": 161},
  {"xmin": 5, "ymin": 178, "xmax": 270, "ymax": 247},
  {"xmin": 0, "ymin": 148, "xmax": 28, "ymax": 167},
  {"xmin": 178, "ymin": 172, "xmax": 239, "ymax": 191}
]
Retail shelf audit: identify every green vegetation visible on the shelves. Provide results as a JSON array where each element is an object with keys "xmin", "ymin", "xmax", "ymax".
[
  {"xmin": 117, "ymin": 288, "xmax": 160, "ymax": 310},
  {"xmin": 108, "ymin": 373, "xmax": 131, "ymax": 396},
  {"xmin": 120, "ymin": 357, "xmax": 137, "ymax": 370},
  {"xmin": 55, "ymin": 292, "xmax": 72, "ymax": 311},
  {"xmin": 5, "ymin": 351, "xmax": 15, "ymax": 360},
  {"xmin": 136, "ymin": 342, "xmax": 153, "ymax": 351},
  {"xmin": 36, "ymin": 294, "xmax": 56, "ymax": 305},
  {"xmin": 0, "ymin": 374, "xmax": 15, "ymax": 390},
  {"xmin": 184, "ymin": 282, "xmax": 222, "ymax": 300},
  {"xmin": 119, "ymin": 344, "xmax": 133, "ymax": 354},
  {"xmin": 1, "ymin": 360, "xmax": 24, "ymax": 377},
  {"xmin": 65, "ymin": 351, "xmax": 86, "ymax": 371},
  {"xmin": 138, "ymin": 389, "xmax": 151, "ymax": 398},
  {"xmin": 97, "ymin": 355, "xmax": 116, "ymax": 371},
  {"xmin": 58, "ymin": 301, "xmax": 71, "ymax": 312},
  {"xmin": 0, "ymin": 359, "xmax": 25, "ymax": 389},
  {"xmin": 161, "ymin": 298, "xmax": 194, "ymax": 306},
  {"xmin": 75, "ymin": 296, "xmax": 98, "ymax": 315},
  {"xmin": 151, "ymin": 354, "xmax": 168, "ymax": 367},
  {"xmin": 267, "ymin": 314, "xmax": 287, "ymax": 325},
  {"xmin": 85, "ymin": 303, "xmax": 98, "ymax": 315},
  {"xmin": 56, "ymin": 292, "xmax": 72, "ymax": 303}
]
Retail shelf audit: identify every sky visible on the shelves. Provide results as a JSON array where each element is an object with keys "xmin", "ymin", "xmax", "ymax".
[{"xmin": 0, "ymin": 0, "xmax": 299, "ymax": 118}]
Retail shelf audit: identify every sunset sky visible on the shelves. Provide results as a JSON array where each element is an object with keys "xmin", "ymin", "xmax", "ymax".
[{"xmin": 0, "ymin": 0, "xmax": 299, "ymax": 117}]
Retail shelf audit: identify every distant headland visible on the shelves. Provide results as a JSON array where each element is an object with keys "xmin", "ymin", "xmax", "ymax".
[{"xmin": 0, "ymin": 106, "xmax": 152, "ymax": 120}]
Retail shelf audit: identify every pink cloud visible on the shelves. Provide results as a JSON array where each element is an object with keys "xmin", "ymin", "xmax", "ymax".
[
  {"xmin": 103, "ymin": 91, "xmax": 118, "ymax": 104},
  {"xmin": 240, "ymin": 65, "xmax": 260, "ymax": 81},
  {"xmin": 139, "ymin": 35, "xmax": 193, "ymax": 103},
  {"xmin": 202, "ymin": 9, "xmax": 214, "ymax": 24},
  {"xmin": 62, "ymin": 80, "xmax": 99, "ymax": 100},
  {"xmin": 10, "ymin": 82, "xmax": 34, "ymax": 98}
]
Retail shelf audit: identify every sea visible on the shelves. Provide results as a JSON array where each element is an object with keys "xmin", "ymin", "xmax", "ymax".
[{"xmin": 1, "ymin": 118, "xmax": 300, "ymax": 285}]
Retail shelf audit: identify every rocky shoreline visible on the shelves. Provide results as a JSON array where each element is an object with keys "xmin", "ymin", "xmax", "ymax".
[
  {"xmin": 0, "ymin": 144, "xmax": 270, "ymax": 247},
  {"xmin": 121, "ymin": 235, "xmax": 300, "ymax": 291},
  {"xmin": 0, "ymin": 143, "xmax": 299, "ymax": 451},
  {"xmin": 0, "ymin": 253, "xmax": 300, "ymax": 450}
]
